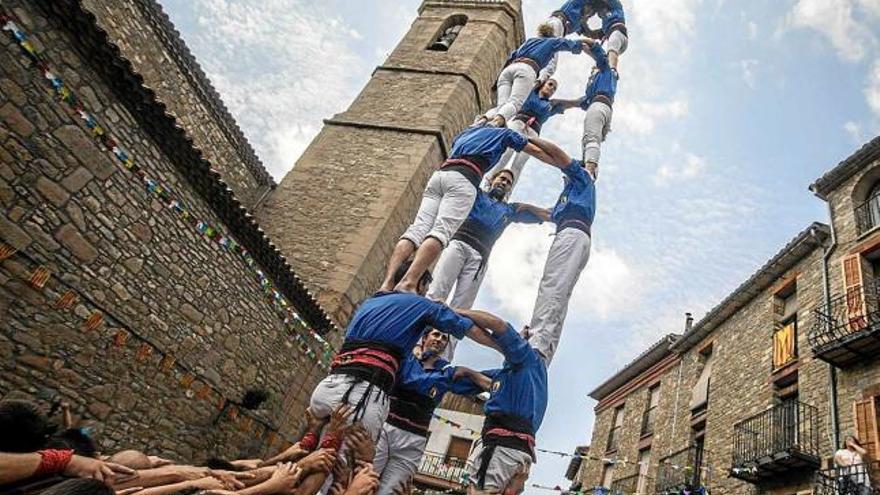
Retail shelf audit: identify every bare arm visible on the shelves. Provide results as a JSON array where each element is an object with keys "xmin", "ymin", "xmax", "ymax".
[
  {"xmin": 296, "ymin": 471, "xmax": 330, "ymax": 495},
  {"xmin": 525, "ymin": 137, "xmax": 572, "ymax": 168},
  {"xmin": 0, "ymin": 453, "xmax": 41, "ymax": 485},
  {"xmin": 549, "ymin": 97, "xmax": 585, "ymax": 111},
  {"xmin": 464, "ymin": 325, "xmax": 503, "ymax": 354},
  {"xmin": 455, "ymin": 309, "xmax": 509, "ymax": 334},
  {"xmin": 453, "ymin": 367, "xmax": 493, "ymax": 392}
]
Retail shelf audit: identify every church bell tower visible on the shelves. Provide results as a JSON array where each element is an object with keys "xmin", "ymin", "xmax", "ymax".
[{"xmin": 257, "ymin": 0, "xmax": 525, "ymax": 325}]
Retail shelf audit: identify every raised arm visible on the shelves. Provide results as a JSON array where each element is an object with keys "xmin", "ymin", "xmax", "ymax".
[
  {"xmin": 454, "ymin": 308, "xmax": 509, "ymax": 333},
  {"xmin": 549, "ymin": 97, "xmax": 585, "ymax": 111},
  {"xmin": 463, "ymin": 324, "xmax": 503, "ymax": 354},
  {"xmin": 524, "ymin": 136, "xmax": 572, "ymax": 168}
]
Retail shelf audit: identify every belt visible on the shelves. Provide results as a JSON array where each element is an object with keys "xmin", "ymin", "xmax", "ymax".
[
  {"xmin": 475, "ymin": 414, "xmax": 536, "ymax": 489},
  {"xmin": 591, "ymin": 94, "xmax": 613, "ymax": 107},
  {"xmin": 509, "ymin": 57, "xmax": 541, "ymax": 77},
  {"xmin": 557, "ymin": 218, "xmax": 592, "ymax": 236},
  {"xmin": 605, "ymin": 22, "xmax": 627, "ymax": 37},
  {"xmin": 513, "ymin": 112, "xmax": 542, "ymax": 134},
  {"xmin": 441, "ymin": 157, "xmax": 483, "ymax": 178},
  {"xmin": 386, "ymin": 411, "xmax": 431, "ymax": 437},
  {"xmin": 330, "ymin": 341, "xmax": 402, "ymax": 393}
]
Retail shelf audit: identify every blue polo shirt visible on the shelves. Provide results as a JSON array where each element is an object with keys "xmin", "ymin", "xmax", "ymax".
[
  {"xmin": 554, "ymin": 0, "xmax": 591, "ymax": 34},
  {"xmin": 551, "ymin": 159, "xmax": 596, "ymax": 232},
  {"xmin": 395, "ymin": 355, "xmax": 484, "ymax": 401},
  {"xmin": 481, "ymin": 325, "xmax": 548, "ymax": 434},
  {"xmin": 580, "ymin": 43, "xmax": 617, "ymax": 108},
  {"xmin": 345, "ymin": 292, "xmax": 473, "ymax": 355},
  {"xmin": 507, "ymin": 37, "xmax": 583, "ymax": 70},
  {"xmin": 519, "ymin": 89, "xmax": 565, "ymax": 132},
  {"xmin": 597, "ymin": 0, "xmax": 626, "ymax": 35},
  {"xmin": 452, "ymin": 191, "xmax": 544, "ymax": 258}
]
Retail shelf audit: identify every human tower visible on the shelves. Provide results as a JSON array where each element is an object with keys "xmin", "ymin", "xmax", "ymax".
[{"xmin": 302, "ymin": 1, "xmax": 627, "ymax": 494}]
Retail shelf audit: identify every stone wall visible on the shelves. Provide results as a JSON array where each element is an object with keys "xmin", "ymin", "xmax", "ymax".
[
  {"xmin": 79, "ymin": 0, "xmax": 274, "ymax": 209},
  {"xmin": 820, "ymin": 155, "xmax": 880, "ymax": 456},
  {"xmin": 256, "ymin": 0, "xmax": 524, "ymax": 324},
  {"xmin": 0, "ymin": 0, "xmax": 323, "ymax": 461},
  {"xmin": 579, "ymin": 243, "xmax": 832, "ymax": 495}
]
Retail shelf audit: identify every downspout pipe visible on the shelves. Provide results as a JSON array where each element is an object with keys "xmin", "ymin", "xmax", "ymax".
[{"xmin": 814, "ymin": 194, "xmax": 839, "ymax": 450}]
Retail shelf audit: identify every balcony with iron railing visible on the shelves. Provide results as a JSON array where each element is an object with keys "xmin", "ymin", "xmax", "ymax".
[
  {"xmin": 656, "ymin": 446, "xmax": 711, "ymax": 493},
  {"xmin": 414, "ymin": 451, "xmax": 470, "ymax": 492},
  {"xmin": 609, "ymin": 472, "xmax": 654, "ymax": 495},
  {"xmin": 814, "ymin": 462, "xmax": 879, "ymax": 494},
  {"xmin": 855, "ymin": 193, "xmax": 880, "ymax": 236},
  {"xmin": 731, "ymin": 400, "xmax": 820, "ymax": 483},
  {"xmin": 811, "ymin": 277, "xmax": 880, "ymax": 367}
]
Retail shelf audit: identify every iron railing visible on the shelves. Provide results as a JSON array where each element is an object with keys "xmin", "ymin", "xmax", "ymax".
[
  {"xmin": 656, "ymin": 446, "xmax": 711, "ymax": 492},
  {"xmin": 417, "ymin": 451, "xmax": 469, "ymax": 485},
  {"xmin": 856, "ymin": 194, "xmax": 880, "ymax": 235},
  {"xmin": 641, "ymin": 407, "xmax": 655, "ymax": 437},
  {"xmin": 732, "ymin": 400, "xmax": 819, "ymax": 467},
  {"xmin": 811, "ymin": 277, "xmax": 880, "ymax": 352},
  {"xmin": 814, "ymin": 462, "xmax": 879, "ymax": 494}
]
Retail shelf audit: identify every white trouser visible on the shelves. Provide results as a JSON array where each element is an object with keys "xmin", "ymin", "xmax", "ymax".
[
  {"xmin": 401, "ymin": 170, "xmax": 478, "ymax": 248},
  {"xmin": 309, "ymin": 373, "xmax": 390, "ymax": 441},
  {"xmin": 466, "ymin": 439, "xmax": 532, "ymax": 492},
  {"xmin": 426, "ymin": 240, "xmax": 486, "ymax": 360},
  {"xmin": 582, "ymin": 101, "xmax": 612, "ymax": 165},
  {"xmin": 603, "ymin": 29, "xmax": 628, "ymax": 57},
  {"xmin": 527, "ymin": 228, "xmax": 592, "ymax": 365},
  {"xmin": 485, "ymin": 63, "xmax": 536, "ymax": 124},
  {"xmin": 373, "ymin": 424, "xmax": 427, "ymax": 495},
  {"xmin": 483, "ymin": 119, "xmax": 538, "ymax": 191}
]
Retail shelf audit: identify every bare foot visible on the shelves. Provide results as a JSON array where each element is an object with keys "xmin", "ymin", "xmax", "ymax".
[{"xmin": 393, "ymin": 282, "xmax": 418, "ymax": 294}]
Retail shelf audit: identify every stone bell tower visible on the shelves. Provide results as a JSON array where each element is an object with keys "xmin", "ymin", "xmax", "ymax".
[{"xmin": 257, "ymin": 0, "xmax": 524, "ymax": 324}]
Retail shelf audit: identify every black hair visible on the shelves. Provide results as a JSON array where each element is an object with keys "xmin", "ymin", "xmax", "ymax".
[
  {"xmin": 392, "ymin": 260, "xmax": 433, "ymax": 289},
  {"xmin": 42, "ymin": 479, "xmax": 114, "ymax": 495},
  {"xmin": 47, "ymin": 428, "xmax": 98, "ymax": 457},
  {"xmin": 0, "ymin": 399, "xmax": 52, "ymax": 452}
]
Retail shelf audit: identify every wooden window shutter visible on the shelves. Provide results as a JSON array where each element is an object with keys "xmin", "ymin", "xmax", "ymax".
[
  {"xmin": 842, "ymin": 254, "xmax": 868, "ymax": 332},
  {"xmin": 773, "ymin": 322, "xmax": 796, "ymax": 369},
  {"xmin": 853, "ymin": 399, "xmax": 879, "ymax": 460}
]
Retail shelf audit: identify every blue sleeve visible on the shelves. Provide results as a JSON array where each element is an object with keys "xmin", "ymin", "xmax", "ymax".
[
  {"xmin": 426, "ymin": 301, "xmax": 473, "ymax": 340},
  {"xmin": 590, "ymin": 43, "xmax": 609, "ymax": 71},
  {"xmin": 493, "ymin": 323, "xmax": 531, "ymax": 365},
  {"xmin": 506, "ymin": 129, "xmax": 528, "ymax": 151},
  {"xmin": 556, "ymin": 38, "xmax": 583, "ymax": 54},
  {"xmin": 480, "ymin": 368, "xmax": 504, "ymax": 380},
  {"xmin": 550, "ymin": 102, "xmax": 565, "ymax": 116},
  {"xmin": 562, "ymin": 160, "xmax": 590, "ymax": 186},
  {"xmin": 447, "ymin": 367, "xmax": 487, "ymax": 396},
  {"xmin": 511, "ymin": 204, "xmax": 544, "ymax": 224}
]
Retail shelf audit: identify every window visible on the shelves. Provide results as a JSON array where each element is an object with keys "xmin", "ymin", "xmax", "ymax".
[
  {"xmin": 444, "ymin": 436, "xmax": 472, "ymax": 463},
  {"xmin": 601, "ymin": 463, "xmax": 615, "ymax": 488},
  {"xmin": 428, "ymin": 15, "xmax": 467, "ymax": 51},
  {"xmin": 636, "ymin": 448, "xmax": 651, "ymax": 495},
  {"xmin": 641, "ymin": 385, "xmax": 660, "ymax": 436},
  {"xmin": 772, "ymin": 282, "xmax": 798, "ymax": 370},
  {"xmin": 689, "ymin": 347, "xmax": 713, "ymax": 414},
  {"xmin": 606, "ymin": 405, "xmax": 624, "ymax": 452},
  {"xmin": 857, "ymin": 180, "xmax": 880, "ymax": 234},
  {"xmin": 853, "ymin": 397, "xmax": 880, "ymax": 460}
]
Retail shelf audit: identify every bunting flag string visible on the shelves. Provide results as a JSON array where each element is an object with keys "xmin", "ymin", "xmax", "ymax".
[
  {"xmin": 0, "ymin": 239, "xmax": 297, "ymax": 451},
  {"xmin": 529, "ymin": 484, "xmax": 709, "ymax": 495},
  {"xmin": 0, "ymin": 12, "xmax": 334, "ymax": 368}
]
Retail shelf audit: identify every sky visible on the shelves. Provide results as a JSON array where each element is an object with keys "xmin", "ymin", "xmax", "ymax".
[{"xmin": 159, "ymin": 0, "xmax": 880, "ymax": 491}]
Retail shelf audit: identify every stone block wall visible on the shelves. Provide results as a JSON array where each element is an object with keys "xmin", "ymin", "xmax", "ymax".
[
  {"xmin": 0, "ymin": 1, "xmax": 323, "ymax": 461},
  {"xmin": 79, "ymin": 0, "xmax": 274, "ymax": 209}
]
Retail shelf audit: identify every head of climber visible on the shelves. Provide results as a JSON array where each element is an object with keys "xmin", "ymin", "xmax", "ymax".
[
  {"xmin": 420, "ymin": 328, "xmax": 450, "ymax": 358},
  {"xmin": 488, "ymin": 169, "xmax": 515, "ymax": 200},
  {"xmin": 537, "ymin": 22, "xmax": 555, "ymax": 38},
  {"xmin": 538, "ymin": 78, "xmax": 558, "ymax": 99}
]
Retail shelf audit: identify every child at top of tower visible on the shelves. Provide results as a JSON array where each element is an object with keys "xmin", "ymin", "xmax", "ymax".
[
  {"xmin": 581, "ymin": 0, "xmax": 628, "ymax": 70},
  {"xmin": 379, "ymin": 125, "xmax": 561, "ymax": 295},
  {"xmin": 477, "ymin": 23, "xmax": 589, "ymax": 128}
]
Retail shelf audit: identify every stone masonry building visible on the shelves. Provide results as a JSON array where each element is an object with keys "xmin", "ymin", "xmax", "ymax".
[
  {"xmin": 578, "ymin": 138, "xmax": 880, "ymax": 495},
  {"xmin": 0, "ymin": 0, "xmax": 521, "ymax": 462}
]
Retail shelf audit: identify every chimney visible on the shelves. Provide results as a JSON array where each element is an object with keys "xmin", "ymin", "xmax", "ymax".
[{"xmin": 685, "ymin": 312, "xmax": 693, "ymax": 332}]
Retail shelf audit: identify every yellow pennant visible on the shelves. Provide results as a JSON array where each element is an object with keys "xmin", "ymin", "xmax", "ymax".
[
  {"xmin": 179, "ymin": 373, "xmax": 195, "ymax": 388},
  {"xmin": 159, "ymin": 354, "xmax": 176, "ymax": 372},
  {"xmin": 112, "ymin": 329, "xmax": 129, "ymax": 347},
  {"xmin": 136, "ymin": 343, "xmax": 153, "ymax": 362}
]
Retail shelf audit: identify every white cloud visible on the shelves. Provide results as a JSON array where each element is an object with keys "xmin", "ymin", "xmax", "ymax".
[
  {"xmin": 844, "ymin": 121, "xmax": 864, "ymax": 142},
  {"xmin": 737, "ymin": 59, "xmax": 759, "ymax": 88},
  {"xmin": 613, "ymin": 99, "xmax": 690, "ymax": 135},
  {"xmin": 654, "ymin": 152, "xmax": 707, "ymax": 185},
  {"xmin": 867, "ymin": 59, "xmax": 880, "ymax": 116},
  {"xmin": 857, "ymin": 0, "xmax": 880, "ymax": 18},
  {"xmin": 175, "ymin": 0, "xmax": 371, "ymax": 179},
  {"xmin": 630, "ymin": 0, "xmax": 702, "ymax": 52},
  {"xmin": 784, "ymin": 0, "xmax": 877, "ymax": 62},
  {"xmin": 747, "ymin": 20, "xmax": 758, "ymax": 40},
  {"xmin": 481, "ymin": 224, "xmax": 641, "ymax": 324}
]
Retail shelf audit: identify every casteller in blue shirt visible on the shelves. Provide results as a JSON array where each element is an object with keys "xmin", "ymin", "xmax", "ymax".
[
  {"xmin": 580, "ymin": 43, "xmax": 617, "ymax": 109},
  {"xmin": 551, "ymin": 159, "xmax": 596, "ymax": 235},
  {"xmin": 552, "ymin": 0, "xmax": 592, "ymax": 35},
  {"xmin": 387, "ymin": 353, "xmax": 485, "ymax": 436},
  {"xmin": 506, "ymin": 37, "xmax": 583, "ymax": 72},
  {"xmin": 444, "ymin": 126, "xmax": 529, "ymax": 187},
  {"xmin": 332, "ymin": 292, "xmax": 474, "ymax": 393},
  {"xmin": 516, "ymin": 88, "xmax": 565, "ymax": 134},
  {"xmin": 452, "ymin": 189, "xmax": 545, "ymax": 260}
]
